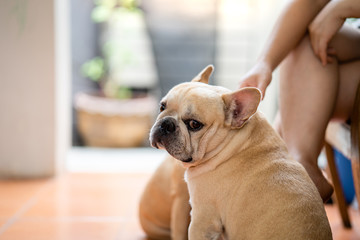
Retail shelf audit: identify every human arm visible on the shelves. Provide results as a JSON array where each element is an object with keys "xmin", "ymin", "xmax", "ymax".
[
  {"xmin": 309, "ymin": 0, "xmax": 360, "ymax": 66},
  {"xmin": 239, "ymin": 0, "xmax": 329, "ymax": 98}
]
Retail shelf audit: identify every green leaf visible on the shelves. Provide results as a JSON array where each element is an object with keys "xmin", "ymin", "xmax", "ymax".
[
  {"xmin": 91, "ymin": 5, "xmax": 112, "ymax": 23},
  {"xmin": 116, "ymin": 87, "xmax": 132, "ymax": 99},
  {"xmin": 94, "ymin": 0, "xmax": 117, "ymax": 8},
  {"xmin": 81, "ymin": 57, "xmax": 105, "ymax": 81}
]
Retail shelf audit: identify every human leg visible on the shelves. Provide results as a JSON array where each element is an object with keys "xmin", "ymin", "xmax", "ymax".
[
  {"xmin": 332, "ymin": 60, "xmax": 360, "ymax": 121},
  {"xmin": 278, "ymin": 22, "xmax": 360, "ymax": 202},
  {"xmin": 279, "ymin": 35, "xmax": 338, "ymax": 202},
  {"xmin": 329, "ymin": 24, "xmax": 360, "ymax": 63}
]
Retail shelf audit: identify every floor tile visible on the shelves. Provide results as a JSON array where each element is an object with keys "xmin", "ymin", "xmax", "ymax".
[
  {"xmin": 0, "ymin": 179, "xmax": 49, "ymax": 217},
  {"xmin": 23, "ymin": 173, "xmax": 151, "ymax": 218},
  {"xmin": 2, "ymin": 172, "xmax": 360, "ymax": 240},
  {"xmin": 116, "ymin": 219, "xmax": 148, "ymax": 240},
  {"xmin": 0, "ymin": 219, "xmax": 8, "ymax": 230},
  {"xmin": 325, "ymin": 205, "xmax": 360, "ymax": 240},
  {"xmin": 0, "ymin": 219, "xmax": 123, "ymax": 240}
]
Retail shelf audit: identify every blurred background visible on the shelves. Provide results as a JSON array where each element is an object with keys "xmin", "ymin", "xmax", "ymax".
[
  {"xmin": 2, "ymin": 2, "xmax": 360, "ymax": 238},
  {"xmin": 0, "ymin": 0, "xmax": 285, "ymax": 177}
]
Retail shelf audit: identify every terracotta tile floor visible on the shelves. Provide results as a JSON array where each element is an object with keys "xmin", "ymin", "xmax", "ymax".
[{"xmin": 0, "ymin": 173, "xmax": 359, "ymax": 240}]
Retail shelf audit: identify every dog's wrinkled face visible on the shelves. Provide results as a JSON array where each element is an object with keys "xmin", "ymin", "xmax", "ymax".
[
  {"xmin": 149, "ymin": 65, "xmax": 261, "ymax": 167},
  {"xmin": 150, "ymin": 82, "xmax": 228, "ymax": 164}
]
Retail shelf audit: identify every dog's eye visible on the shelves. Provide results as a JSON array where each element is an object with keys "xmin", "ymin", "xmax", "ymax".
[
  {"xmin": 159, "ymin": 102, "xmax": 166, "ymax": 112},
  {"xmin": 185, "ymin": 119, "xmax": 203, "ymax": 131}
]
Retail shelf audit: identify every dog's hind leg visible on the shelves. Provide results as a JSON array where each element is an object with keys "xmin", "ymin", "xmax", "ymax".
[{"xmin": 140, "ymin": 216, "xmax": 171, "ymax": 240}]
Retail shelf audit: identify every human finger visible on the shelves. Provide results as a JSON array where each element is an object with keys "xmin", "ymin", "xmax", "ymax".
[
  {"xmin": 309, "ymin": 33, "xmax": 320, "ymax": 60},
  {"xmin": 318, "ymin": 39, "xmax": 328, "ymax": 66},
  {"xmin": 327, "ymin": 47, "xmax": 337, "ymax": 56}
]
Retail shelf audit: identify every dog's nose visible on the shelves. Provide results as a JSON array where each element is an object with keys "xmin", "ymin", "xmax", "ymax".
[{"xmin": 160, "ymin": 118, "xmax": 176, "ymax": 135}]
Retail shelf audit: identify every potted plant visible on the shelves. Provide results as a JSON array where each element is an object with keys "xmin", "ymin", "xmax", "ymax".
[{"xmin": 75, "ymin": 0, "xmax": 158, "ymax": 148}]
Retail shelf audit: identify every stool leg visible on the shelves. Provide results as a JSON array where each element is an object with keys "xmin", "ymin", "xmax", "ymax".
[
  {"xmin": 351, "ymin": 156, "xmax": 360, "ymax": 210},
  {"xmin": 325, "ymin": 142, "xmax": 352, "ymax": 228},
  {"xmin": 351, "ymin": 77, "xmax": 360, "ymax": 217}
]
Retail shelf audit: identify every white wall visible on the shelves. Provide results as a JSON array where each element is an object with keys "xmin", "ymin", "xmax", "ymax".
[
  {"xmin": 216, "ymin": 0, "xmax": 286, "ymax": 122},
  {"xmin": 0, "ymin": 0, "xmax": 70, "ymax": 178}
]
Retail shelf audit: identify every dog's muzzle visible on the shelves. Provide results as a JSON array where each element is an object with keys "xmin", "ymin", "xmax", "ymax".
[
  {"xmin": 159, "ymin": 117, "xmax": 176, "ymax": 135},
  {"xmin": 150, "ymin": 117, "xmax": 193, "ymax": 163},
  {"xmin": 150, "ymin": 117, "xmax": 177, "ymax": 149}
]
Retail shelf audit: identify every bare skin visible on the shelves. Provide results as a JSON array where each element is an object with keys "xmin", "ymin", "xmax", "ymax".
[
  {"xmin": 240, "ymin": 0, "xmax": 360, "ymax": 202},
  {"xmin": 279, "ymin": 32, "xmax": 360, "ymax": 201}
]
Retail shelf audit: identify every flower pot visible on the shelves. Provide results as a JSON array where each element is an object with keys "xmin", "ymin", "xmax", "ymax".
[{"xmin": 75, "ymin": 92, "xmax": 157, "ymax": 148}]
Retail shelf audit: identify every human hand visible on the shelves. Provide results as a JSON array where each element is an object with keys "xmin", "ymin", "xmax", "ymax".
[
  {"xmin": 309, "ymin": 0, "xmax": 348, "ymax": 66},
  {"xmin": 239, "ymin": 62, "xmax": 272, "ymax": 100}
]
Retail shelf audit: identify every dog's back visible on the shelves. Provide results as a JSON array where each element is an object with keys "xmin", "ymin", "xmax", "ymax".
[
  {"xmin": 187, "ymin": 113, "xmax": 332, "ymax": 239},
  {"xmin": 224, "ymin": 154, "xmax": 332, "ymax": 239}
]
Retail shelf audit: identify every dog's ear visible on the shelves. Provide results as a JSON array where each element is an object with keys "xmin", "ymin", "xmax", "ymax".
[
  {"xmin": 191, "ymin": 65, "xmax": 214, "ymax": 84},
  {"xmin": 222, "ymin": 87, "xmax": 261, "ymax": 129}
]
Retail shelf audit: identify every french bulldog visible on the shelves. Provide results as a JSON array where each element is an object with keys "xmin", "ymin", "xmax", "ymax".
[
  {"xmin": 148, "ymin": 65, "xmax": 332, "ymax": 239},
  {"xmin": 139, "ymin": 155, "xmax": 191, "ymax": 240}
]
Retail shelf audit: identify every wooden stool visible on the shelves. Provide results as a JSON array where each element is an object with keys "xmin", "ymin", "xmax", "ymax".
[{"xmin": 325, "ymin": 83, "xmax": 360, "ymax": 228}]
